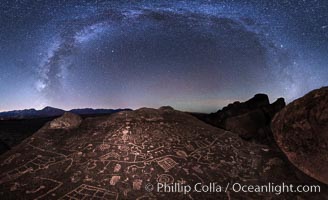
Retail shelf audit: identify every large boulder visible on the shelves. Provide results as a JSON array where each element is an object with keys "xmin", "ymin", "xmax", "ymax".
[
  {"xmin": 49, "ymin": 112, "xmax": 82, "ymax": 129},
  {"xmin": 1, "ymin": 107, "xmax": 326, "ymax": 199},
  {"xmin": 272, "ymin": 87, "xmax": 328, "ymax": 184}
]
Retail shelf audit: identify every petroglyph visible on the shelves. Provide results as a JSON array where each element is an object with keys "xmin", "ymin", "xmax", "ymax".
[
  {"xmin": 175, "ymin": 150, "xmax": 188, "ymax": 159},
  {"xmin": 113, "ymin": 163, "xmax": 121, "ymax": 172},
  {"xmin": 1, "ymin": 153, "xmax": 21, "ymax": 166},
  {"xmin": 157, "ymin": 157, "xmax": 178, "ymax": 172},
  {"xmin": 26, "ymin": 185, "xmax": 46, "ymax": 194},
  {"xmin": 98, "ymin": 143, "xmax": 110, "ymax": 151},
  {"xmin": 132, "ymin": 179, "xmax": 143, "ymax": 190},
  {"xmin": 157, "ymin": 174, "xmax": 174, "ymax": 184},
  {"xmin": 60, "ymin": 184, "xmax": 118, "ymax": 200},
  {"xmin": 0, "ymin": 108, "xmax": 323, "ymax": 199},
  {"xmin": 110, "ymin": 176, "xmax": 121, "ymax": 185}
]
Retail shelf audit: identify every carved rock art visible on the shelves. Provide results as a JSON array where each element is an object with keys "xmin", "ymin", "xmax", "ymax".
[{"xmin": 0, "ymin": 107, "xmax": 327, "ymax": 199}]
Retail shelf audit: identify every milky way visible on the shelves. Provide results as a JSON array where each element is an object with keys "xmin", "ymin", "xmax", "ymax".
[{"xmin": 0, "ymin": 0, "xmax": 327, "ymax": 112}]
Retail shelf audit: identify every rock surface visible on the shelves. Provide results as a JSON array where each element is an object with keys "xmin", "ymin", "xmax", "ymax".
[
  {"xmin": 49, "ymin": 112, "xmax": 82, "ymax": 129},
  {"xmin": 272, "ymin": 87, "xmax": 328, "ymax": 184},
  {"xmin": 0, "ymin": 108, "xmax": 326, "ymax": 199}
]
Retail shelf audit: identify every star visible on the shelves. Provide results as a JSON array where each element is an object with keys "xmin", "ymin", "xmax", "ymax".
[{"xmin": 0, "ymin": 0, "xmax": 327, "ymax": 112}]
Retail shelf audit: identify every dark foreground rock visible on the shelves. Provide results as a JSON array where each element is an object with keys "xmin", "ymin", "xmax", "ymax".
[
  {"xmin": 0, "ymin": 139, "xmax": 10, "ymax": 154},
  {"xmin": 194, "ymin": 94, "xmax": 285, "ymax": 143},
  {"xmin": 272, "ymin": 87, "xmax": 328, "ymax": 184},
  {"xmin": 0, "ymin": 117, "xmax": 56, "ymax": 155},
  {"xmin": 0, "ymin": 108, "xmax": 326, "ymax": 199},
  {"xmin": 225, "ymin": 109, "xmax": 268, "ymax": 140}
]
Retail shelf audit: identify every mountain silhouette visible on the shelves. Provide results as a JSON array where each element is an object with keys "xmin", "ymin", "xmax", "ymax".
[{"xmin": 0, "ymin": 107, "xmax": 131, "ymax": 120}]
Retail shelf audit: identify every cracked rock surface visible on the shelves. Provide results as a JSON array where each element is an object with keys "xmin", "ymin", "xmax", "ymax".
[{"xmin": 0, "ymin": 108, "xmax": 326, "ymax": 199}]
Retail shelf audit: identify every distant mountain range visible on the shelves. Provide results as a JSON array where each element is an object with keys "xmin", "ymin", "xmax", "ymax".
[{"xmin": 0, "ymin": 106, "xmax": 131, "ymax": 119}]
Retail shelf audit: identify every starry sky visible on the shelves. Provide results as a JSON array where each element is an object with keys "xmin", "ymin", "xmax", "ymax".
[{"xmin": 0, "ymin": 0, "xmax": 327, "ymax": 112}]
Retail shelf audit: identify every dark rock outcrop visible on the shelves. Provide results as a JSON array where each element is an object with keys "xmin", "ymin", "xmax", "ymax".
[
  {"xmin": 272, "ymin": 87, "xmax": 328, "ymax": 184},
  {"xmin": 225, "ymin": 109, "xmax": 268, "ymax": 140},
  {"xmin": 159, "ymin": 106, "xmax": 175, "ymax": 111},
  {"xmin": 0, "ymin": 139, "xmax": 10, "ymax": 155},
  {"xmin": 195, "ymin": 94, "xmax": 286, "ymax": 143},
  {"xmin": 263, "ymin": 98, "xmax": 285, "ymax": 119},
  {"xmin": 49, "ymin": 112, "xmax": 82, "ymax": 129},
  {"xmin": 1, "ymin": 107, "xmax": 325, "ymax": 199}
]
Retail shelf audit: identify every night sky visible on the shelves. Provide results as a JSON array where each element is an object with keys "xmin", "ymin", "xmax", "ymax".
[{"xmin": 0, "ymin": 0, "xmax": 327, "ymax": 112}]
